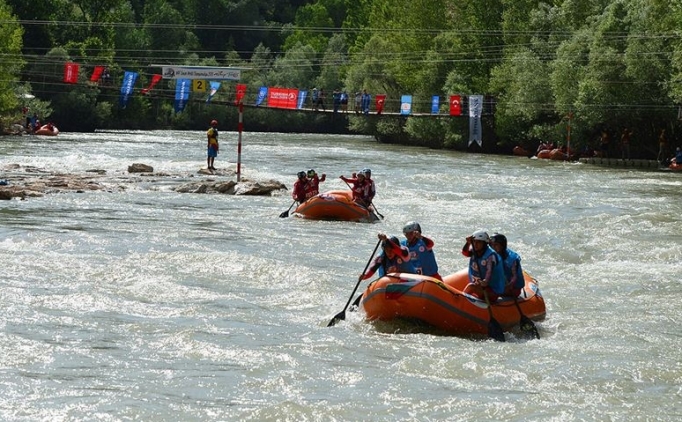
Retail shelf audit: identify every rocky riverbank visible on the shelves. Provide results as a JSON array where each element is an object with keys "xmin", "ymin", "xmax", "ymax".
[{"xmin": 0, "ymin": 163, "xmax": 288, "ymax": 200}]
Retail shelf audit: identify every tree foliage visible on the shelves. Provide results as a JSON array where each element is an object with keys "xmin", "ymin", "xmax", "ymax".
[{"xmin": 2, "ymin": 0, "xmax": 681, "ymax": 157}]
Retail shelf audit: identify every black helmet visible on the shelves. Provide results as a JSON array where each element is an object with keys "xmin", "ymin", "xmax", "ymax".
[
  {"xmin": 382, "ymin": 236, "xmax": 401, "ymax": 249},
  {"xmin": 297, "ymin": 171, "xmax": 306, "ymax": 179},
  {"xmin": 490, "ymin": 233, "xmax": 508, "ymax": 249},
  {"xmin": 362, "ymin": 168, "xmax": 372, "ymax": 177},
  {"xmin": 307, "ymin": 169, "xmax": 316, "ymax": 178}
]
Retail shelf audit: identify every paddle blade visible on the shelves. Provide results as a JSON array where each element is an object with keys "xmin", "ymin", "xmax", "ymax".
[
  {"xmin": 349, "ymin": 294, "xmax": 363, "ymax": 312},
  {"xmin": 488, "ymin": 318, "xmax": 506, "ymax": 342},
  {"xmin": 327, "ymin": 311, "xmax": 346, "ymax": 327},
  {"xmin": 520, "ymin": 315, "xmax": 540, "ymax": 339},
  {"xmin": 279, "ymin": 210, "xmax": 289, "ymax": 218}
]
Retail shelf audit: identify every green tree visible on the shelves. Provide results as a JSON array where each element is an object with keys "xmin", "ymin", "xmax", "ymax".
[
  {"xmin": 0, "ymin": 0, "xmax": 24, "ymax": 121},
  {"xmin": 268, "ymin": 42, "xmax": 316, "ymax": 88},
  {"xmin": 317, "ymin": 33, "xmax": 347, "ymax": 91},
  {"xmin": 282, "ymin": 2, "xmax": 335, "ymax": 53}
]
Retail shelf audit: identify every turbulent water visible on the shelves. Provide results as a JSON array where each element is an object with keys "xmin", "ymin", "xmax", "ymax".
[{"xmin": 1, "ymin": 130, "xmax": 680, "ymax": 421}]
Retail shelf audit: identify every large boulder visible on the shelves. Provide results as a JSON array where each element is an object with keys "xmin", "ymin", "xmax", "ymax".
[
  {"xmin": 128, "ymin": 163, "xmax": 154, "ymax": 173},
  {"xmin": 173, "ymin": 179, "xmax": 286, "ymax": 195}
]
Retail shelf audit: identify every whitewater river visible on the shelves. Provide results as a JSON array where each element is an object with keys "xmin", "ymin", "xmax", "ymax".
[{"xmin": 0, "ymin": 130, "xmax": 680, "ymax": 421}]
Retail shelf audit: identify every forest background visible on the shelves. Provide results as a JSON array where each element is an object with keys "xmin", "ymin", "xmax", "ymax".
[{"xmin": 1, "ymin": 0, "xmax": 681, "ymax": 158}]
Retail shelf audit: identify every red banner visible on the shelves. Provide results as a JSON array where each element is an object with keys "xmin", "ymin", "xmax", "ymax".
[
  {"xmin": 141, "ymin": 74, "xmax": 162, "ymax": 95},
  {"xmin": 90, "ymin": 66, "xmax": 104, "ymax": 82},
  {"xmin": 64, "ymin": 62, "xmax": 80, "ymax": 84},
  {"xmin": 267, "ymin": 87, "xmax": 298, "ymax": 109},
  {"xmin": 376, "ymin": 94, "xmax": 386, "ymax": 115},
  {"xmin": 235, "ymin": 83, "xmax": 247, "ymax": 104},
  {"xmin": 449, "ymin": 95, "xmax": 462, "ymax": 116}
]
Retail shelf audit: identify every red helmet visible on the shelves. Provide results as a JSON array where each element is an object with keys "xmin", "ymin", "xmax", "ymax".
[{"xmin": 210, "ymin": 119, "xmax": 218, "ymax": 126}]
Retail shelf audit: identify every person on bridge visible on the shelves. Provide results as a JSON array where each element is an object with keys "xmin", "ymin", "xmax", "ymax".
[
  {"xmin": 206, "ymin": 119, "xmax": 219, "ymax": 171},
  {"xmin": 354, "ymin": 92, "xmax": 362, "ymax": 114},
  {"xmin": 361, "ymin": 90, "xmax": 371, "ymax": 115}
]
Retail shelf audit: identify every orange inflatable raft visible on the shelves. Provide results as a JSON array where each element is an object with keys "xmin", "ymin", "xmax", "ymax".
[
  {"xmin": 513, "ymin": 146, "xmax": 530, "ymax": 157},
  {"xmin": 670, "ymin": 160, "xmax": 682, "ymax": 172},
  {"xmin": 535, "ymin": 149, "xmax": 552, "ymax": 159},
  {"xmin": 34, "ymin": 124, "xmax": 59, "ymax": 136},
  {"xmin": 360, "ymin": 269, "xmax": 545, "ymax": 337},
  {"xmin": 294, "ymin": 190, "xmax": 379, "ymax": 223}
]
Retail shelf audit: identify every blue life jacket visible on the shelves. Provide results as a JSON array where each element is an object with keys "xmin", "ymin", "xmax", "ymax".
[
  {"xmin": 402, "ymin": 238, "xmax": 439, "ymax": 276},
  {"xmin": 501, "ymin": 248, "xmax": 525, "ymax": 289},
  {"xmin": 376, "ymin": 252, "xmax": 416, "ymax": 277},
  {"xmin": 468, "ymin": 246, "xmax": 505, "ymax": 294}
]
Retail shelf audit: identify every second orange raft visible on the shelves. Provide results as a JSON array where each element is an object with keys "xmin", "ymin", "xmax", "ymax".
[
  {"xmin": 360, "ymin": 269, "xmax": 545, "ymax": 337},
  {"xmin": 294, "ymin": 190, "xmax": 379, "ymax": 223}
]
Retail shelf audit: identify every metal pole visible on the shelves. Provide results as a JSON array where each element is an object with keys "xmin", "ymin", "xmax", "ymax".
[{"xmin": 237, "ymin": 102, "xmax": 243, "ymax": 182}]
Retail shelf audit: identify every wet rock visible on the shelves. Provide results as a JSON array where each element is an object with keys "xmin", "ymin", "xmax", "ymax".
[
  {"xmin": 173, "ymin": 179, "xmax": 285, "ymax": 196},
  {"xmin": 234, "ymin": 179, "xmax": 287, "ymax": 195},
  {"xmin": 0, "ymin": 163, "xmax": 287, "ymax": 200},
  {"xmin": 128, "ymin": 163, "xmax": 154, "ymax": 173}
]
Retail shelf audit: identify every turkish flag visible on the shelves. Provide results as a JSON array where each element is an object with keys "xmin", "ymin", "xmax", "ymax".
[
  {"xmin": 141, "ymin": 74, "xmax": 162, "ymax": 95},
  {"xmin": 235, "ymin": 83, "xmax": 247, "ymax": 104},
  {"xmin": 449, "ymin": 95, "xmax": 462, "ymax": 116},
  {"xmin": 64, "ymin": 62, "xmax": 80, "ymax": 84},
  {"xmin": 90, "ymin": 66, "xmax": 104, "ymax": 82},
  {"xmin": 376, "ymin": 94, "xmax": 386, "ymax": 114}
]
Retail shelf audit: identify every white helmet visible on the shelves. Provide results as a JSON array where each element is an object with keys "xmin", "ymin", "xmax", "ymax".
[
  {"xmin": 472, "ymin": 230, "xmax": 489, "ymax": 242},
  {"xmin": 403, "ymin": 221, "xmax": 421, "ymax": 234}
]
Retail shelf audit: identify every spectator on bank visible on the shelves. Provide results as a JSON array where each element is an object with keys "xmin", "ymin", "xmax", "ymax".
[
  {"xmin": 599, "ymin": 129, "xmax": 610, "ymax": 158},
  {"xmin": 657, "ymin": 128, "xmax": 668, "ymax": 163},
  {"xmin": 620, "ymin": 127, "xmax": 632, "ymax": 160}
]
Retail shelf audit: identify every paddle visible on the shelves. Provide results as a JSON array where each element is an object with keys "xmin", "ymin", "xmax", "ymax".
[
  {"xmin": 279, "ymin": 200, "xmax": 296, "ymax": 218},
  {"xmin": 368, "ymin": 203, "xmax": 384, "ymax": 220},
  {"xmin": 513, "ymin": 296, "xmax": 540, "ymax": 339},
  {"xmin": 483, "ymin": 290, "xmax": 505, "ymax": 342},
  {"xmin": 350, "ymin": 293, "xmax": 363, "ymax": 311},
  {"xmin": 327, "ymin": 239, "xmax": 381, "ymax": 327}
]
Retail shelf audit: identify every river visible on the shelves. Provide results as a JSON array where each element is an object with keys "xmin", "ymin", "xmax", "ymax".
[{"xmin": 1, "ymin": 130, "xmax": 680, "ymax": 421}]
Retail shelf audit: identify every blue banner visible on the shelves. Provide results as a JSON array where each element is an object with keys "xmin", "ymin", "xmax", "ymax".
[
  {"xmin": 174, "ymin": 79, "xmax": 190, "ymax": 113},
  {"xmin": 206, "ymin": 81, "xmax": 221, "ymax": 104},
  {"xmin": 431, "ymin": 96, "xmax": 440, "ymax": 114},
  {"xmin": 297, "ymin": 90, "xmax": 307, "ymax": 109},
  {"xmin": 119, "ymin": 71, "xmax": 138, "ymax": 109},
  {"xmin": 256, "ymin": 86, "xmax": 268, "ymax": 106},
  {"xmin": 400, "ymin": 95, "xmax": 412, "ymax": 116}
]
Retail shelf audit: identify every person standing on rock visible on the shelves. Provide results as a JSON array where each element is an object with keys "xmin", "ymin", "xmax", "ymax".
[{"xmin": 207, "ymin": 119, "xmax": 219, "ymax": 171}]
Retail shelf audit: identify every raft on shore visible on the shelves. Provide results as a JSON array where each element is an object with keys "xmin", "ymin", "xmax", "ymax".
[{"xmin": 34, "ymin": 125, "xmax": 59, "ymax": 136}]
